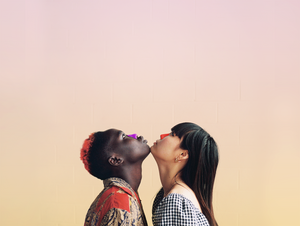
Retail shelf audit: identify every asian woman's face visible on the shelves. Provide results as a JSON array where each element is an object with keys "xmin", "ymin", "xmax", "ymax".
[{"xmin": 150, "ymin": 131, "xmax": 183, "ymax": 163}]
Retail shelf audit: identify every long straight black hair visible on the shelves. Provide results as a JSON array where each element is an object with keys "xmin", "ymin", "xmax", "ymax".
[{"xmin": 172, "ymin": 122, "xmax": 219, "ymax": 226}]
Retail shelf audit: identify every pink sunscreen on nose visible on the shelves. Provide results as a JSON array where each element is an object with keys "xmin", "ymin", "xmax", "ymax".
[
  {"xmin": 160, "ymin": 133, "xmax": 169, "ymax": 140},
  {"xmin": 127, "ymin": 134, "xmax": 137, "ymax": 139}
]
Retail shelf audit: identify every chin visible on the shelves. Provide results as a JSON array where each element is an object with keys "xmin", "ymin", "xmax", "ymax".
[
  {"xmin": 150, "ymin": 149, "xmax": 156, "ymax": 158},
  {"xmin": 142, "ymin": 147, "xmax": 151, "ymax": 158},
  {"xmin": 150, "ymin": 148, "xmax": 154, "ymax": 154},
  {"xmin": 145, "ymin": 146, "xmax": 151, "ymax": 155}
]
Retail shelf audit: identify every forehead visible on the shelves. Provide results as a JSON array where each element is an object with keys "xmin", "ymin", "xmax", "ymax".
[
  {"xmin": 104, "ymin": 129, "xmax": 122, "ymax": 140},
  {"xmin": 99, "ymin": 129, "xmax": 121, "ymax": 151},
  {"xmin": 105, "ymin": 128, "xmax": 121, "ymax": 135}
]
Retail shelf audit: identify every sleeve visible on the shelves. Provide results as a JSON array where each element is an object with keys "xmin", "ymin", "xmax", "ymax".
[
  {"xmin": 100, "ymin": 208, "xmax": 132, "ymax": 226},
  {"xmin": 153, "ymin": 194, "xmax": 195, "ymax": 226}
]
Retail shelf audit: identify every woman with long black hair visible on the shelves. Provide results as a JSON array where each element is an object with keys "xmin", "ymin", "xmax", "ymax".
[{"xmin": 151, "ymin": 122, "xmax": 219, "ymax": 226}]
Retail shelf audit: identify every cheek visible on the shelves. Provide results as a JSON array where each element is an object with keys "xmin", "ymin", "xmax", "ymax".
[
  {"xmin": 155, "ymin": 140, "xmax": 173, "ymax": 155},
  {"xmin": 151, "ymin": 145, "xmax": 174, "ymax": 163},
  {"xmin": 159, "ymin": 138, "xmax": 172, "ymax": 149}
]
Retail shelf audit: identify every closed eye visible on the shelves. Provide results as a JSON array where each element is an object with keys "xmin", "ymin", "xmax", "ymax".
[{"xmin": 119, "ymin": 131, "xmax": 126, "ymax": 139}]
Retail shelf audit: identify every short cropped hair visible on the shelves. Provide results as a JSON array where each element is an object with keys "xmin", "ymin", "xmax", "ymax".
[{"xmin": 80, "ymin": 132, "xmax": 111, "ymax": 180}]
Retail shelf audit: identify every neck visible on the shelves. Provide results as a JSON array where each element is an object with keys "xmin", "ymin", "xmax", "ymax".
[
  {"xmin": 156, "ymin": 161, "xmax": 183, "ymax": 196},
  {"xmin": 118, "ymin": 163, "xmax": 142, "ymax": 192}
]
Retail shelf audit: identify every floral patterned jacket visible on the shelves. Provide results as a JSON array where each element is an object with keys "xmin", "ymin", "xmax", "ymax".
[{"xmin": 84, "ymin": 177, "xmax": 148, "ymax": 226}]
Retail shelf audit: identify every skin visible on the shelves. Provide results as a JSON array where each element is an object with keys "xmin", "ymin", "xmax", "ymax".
[
  {"xmin": 151, "ymin": 132, "xmax": 202, "ymax": 211},
  {"xmin": 104, "ymin": 129, "xmax": 150, "ymax": 192}
]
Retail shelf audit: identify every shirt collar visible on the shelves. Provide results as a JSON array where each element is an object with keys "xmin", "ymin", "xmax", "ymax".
[{"xmin": 103, "ymin": 177, "xmax": 135, "ymax": 197}]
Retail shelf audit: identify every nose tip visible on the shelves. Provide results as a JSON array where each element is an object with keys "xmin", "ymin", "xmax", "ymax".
[
  {"xmin": 160, "ymin": 133, "xmax": 169, "ymax": 139},
  {"xmin": 127, "ymin": 134, "xmax": 137, "ymax": 139}
]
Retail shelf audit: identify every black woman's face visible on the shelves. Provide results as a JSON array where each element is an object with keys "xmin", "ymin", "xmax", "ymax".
[{"xmin": 104, "ymin": 129, "xmax": 150, "ymax": 163}]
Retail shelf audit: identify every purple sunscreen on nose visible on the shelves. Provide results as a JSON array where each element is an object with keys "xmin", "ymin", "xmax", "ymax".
[{"xmin": 127, "ymin": 134, "xmax": 137, "ymax": 139}]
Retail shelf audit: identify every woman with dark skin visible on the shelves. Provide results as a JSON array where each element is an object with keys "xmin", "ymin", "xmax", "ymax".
[
  {"xmin": 151, "ymin": 122, "xmax": 219, "ymax": 226},
  {"xmin": 80, "ymin": 129, "xmax": 150, "ymax": 226}
]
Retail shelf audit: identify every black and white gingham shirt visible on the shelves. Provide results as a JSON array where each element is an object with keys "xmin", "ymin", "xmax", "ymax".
[{"xmin": 152, "ymin": 188, "xmax": 210, "ymax": 226}]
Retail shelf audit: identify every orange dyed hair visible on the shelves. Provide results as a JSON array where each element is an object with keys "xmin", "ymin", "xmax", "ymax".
[{"xmin": 80, "ymin": 133, "xmax": 95, "ymax": 173}]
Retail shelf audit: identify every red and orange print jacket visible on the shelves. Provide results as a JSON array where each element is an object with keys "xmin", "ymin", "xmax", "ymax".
[{"xmin": 84, "ymin": 177, "xmax": 148, "ymax": 226}]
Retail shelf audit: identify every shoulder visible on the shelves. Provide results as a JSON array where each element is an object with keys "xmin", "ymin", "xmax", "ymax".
[
  {"xmin": 108, "ymin": 192, "xmax": 131, "ymax": 210},
  {"xmin": 170, "ymin": 185, "xmax": 202, "ymax": 211},
  {"xmin": 87, "ymin": 186, "xmax": 132, "ymax": 224},
  {"xmin": 152, "ymin": 188, "xmax": 195, "ymax": 214},
  {"xmin": 158, "ymin": 193, "xmax": 195, "ymax": 212},
  {"xmin": 152, "ymin": 193, "xmax": 210, "ymax": 226},
  {"xmin": 96, "ymin": 187, "xmax": 144, "ymax": 225},
  {"xmin": 100, "ymin": 186, "xmax": 131, "ymax": 212},
  {"xmin": 153, "ymin": 193, "xmax": 193, "ymax": 221}
]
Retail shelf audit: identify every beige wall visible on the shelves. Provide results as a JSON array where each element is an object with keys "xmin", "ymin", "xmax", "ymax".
[{"xmin": 1, "ymin": 1, "xmax": 300, "ymax": 226}]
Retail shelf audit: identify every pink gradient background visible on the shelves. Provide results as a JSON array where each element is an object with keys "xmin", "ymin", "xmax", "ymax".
[{"xmin": 1, "ymin": 1, "xmax": 299, "ymax": 225}]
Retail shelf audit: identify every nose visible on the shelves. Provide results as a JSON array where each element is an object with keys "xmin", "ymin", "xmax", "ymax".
[
  {"xmin": 160, "ymin": 133, "xmax": 169, "ymax": 140},
  {"xmin": 137, "ymin": 135, "xmax": 147, "ymax": 144},
  {"xmin": 127, "ymin": 134, "xmax": 137, "ymax": 139}
]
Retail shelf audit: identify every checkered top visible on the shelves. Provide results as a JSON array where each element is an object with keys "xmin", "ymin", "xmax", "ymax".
[{"xmin": 152, "ymin": 188, "xmax": 210, "ymax": 226}]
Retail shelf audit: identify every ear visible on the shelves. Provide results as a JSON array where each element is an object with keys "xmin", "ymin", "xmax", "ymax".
[
  {"xmin": 108, "ymin": 155, "xmax": 124, "ymax": 166},
  {"xmin": 177, "ymin": 150, "xmax": 189, "ymax": 161}
]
